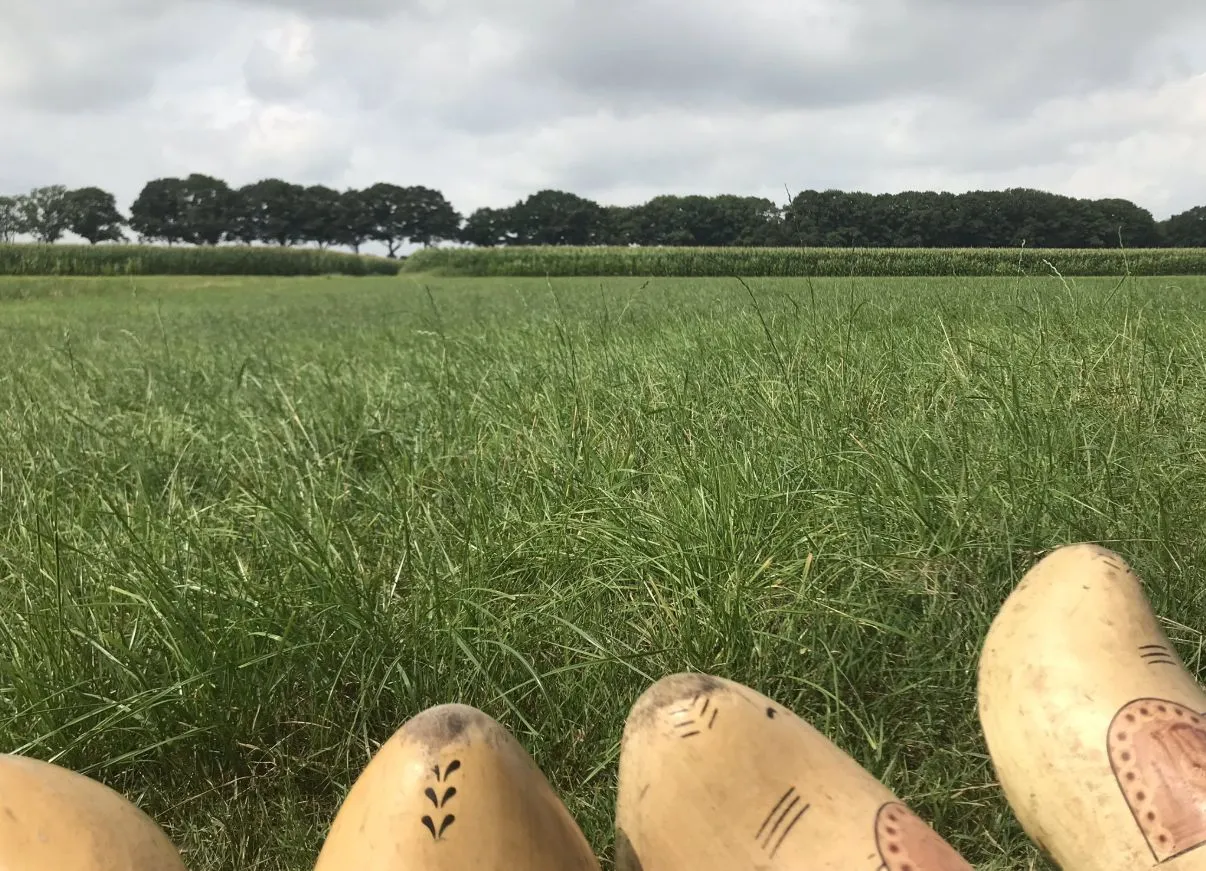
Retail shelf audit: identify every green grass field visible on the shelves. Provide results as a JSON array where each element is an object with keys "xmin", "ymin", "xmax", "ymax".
[{"xmin": 3, "ymin": 271, "xmax": 1206, "ymax": 869}]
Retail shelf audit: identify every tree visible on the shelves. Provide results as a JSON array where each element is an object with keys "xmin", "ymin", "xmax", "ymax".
[
  {"xmin": 710, "ymin": 195, "xmax": 784, "ymax": 245},
  {"xmin": 332, "ymin": 189, "xmax": 376, "ymax": 253},
  {"xmin": 360, "ymin": 183, "xmax": 412, "ymax": 257},
  {"xmin": 129, "ymin": 177, "xmax": 188, "ymax": 244},
  {"xmin": 626, "ymin": 194, "xmax": 783, "ymax": 246},
  {"xmin": 64, "ymin": 187, "xmax": 126, "ymax": 244},
  {"xmin": 786, "ymin": 188, "xmax": 888, "ymax": 246},
  {"xmin": 459, "ymin": 207, "xmax": 512, "ymax": 247},
  {"xmin": 300, "ymin": 184, "xmax": 344, "ymax": 248},
  {"xmin": 178, "ymin": 174, "xmax": 235, "ymax": 245},
  {"xmin": 507, "ymin": 189, "xmax": 605, "ymax": 245},
  {"xmin": 878, "ymin": 191, "xmax": 964, "ymax": 247},
  {"xmin": 598, "ymin": 205, "xmax": 640, "ymax": 245},
  {"xmin": 7, "ymin": 175, "xmax": 1194, "ymax": 252},
  {"xmin": 397, "ymin": 185, "xmax": 461, "ymax": 246},
  {"xmin": 128, "ymin": 174, "xmax": 234, "ymax": 245},
  {"xmin": 1160, "ymin": 206, "xmax": 1206, "ymax": 247},
  {"xmin": 225, "ymin": 184, "xmax": 260, "ymax": 245},
  {"xmin": 230, "ymin": 179, "xmax": 307, "ymax": 246},
  {"xmin": 1082, "ymin": 197, "xmax": 1162, "ymax": 248},
  {"xmin": 15, "ymin": 185, "xmax": 73, "ymax": 243},
  {"xmin": 0, "ymin": 196, "xmax": 21, "ymax": 243},
  {"xmin": 783, "ymin": 189, "xmax": 846, "ymax": 245},
  {"xmin": 628, "ymin": 196, "xmax": 701, "ymax": 245},
  {"xmin": 775, "ymin": 187, "xmax": 1173, "ymax": 248}
]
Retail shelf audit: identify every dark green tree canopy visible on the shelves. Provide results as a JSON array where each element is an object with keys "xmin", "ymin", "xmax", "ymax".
[
  {"xmin": 14, "ymin": 185, "xmax": 73, "ymax": 243},
  {"xmin": 4, "ymin": 177, "xmax": 1203, "ymax": 252},
  {"xmin": 64, "ymin": 187, "xmax": 126, "ymax": 244}
]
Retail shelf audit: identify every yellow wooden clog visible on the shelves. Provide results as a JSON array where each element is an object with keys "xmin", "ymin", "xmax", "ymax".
[
  {"xmin": 312, "ymin": 702, "xmax": 600, "ymax": 870},
  {"xmin": 615, "ymin": 672, "xmax": 971, "ymax": 870},
  {"xmin": 0, "ymin": 752, "xmax": 187, "ymax": 870},
  {"xmin": 979, "ymin": 543, "xmax": 1206, "ymax": 870}
]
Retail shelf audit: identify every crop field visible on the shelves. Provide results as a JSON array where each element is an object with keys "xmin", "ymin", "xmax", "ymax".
[
  {"xmin": 403, "ymin": 244, "xmax": 1206, "ymax": 277},
  {"xmin": 3, "ymin": 271, "xmax": 1206, "ymax": 869},
  {"xmin": 8, "ymin": 242, "xmax": 1206, "ymax": 280},
  {"xmin": 0, "ymin": 243, "xmax": 401, "ymax": 277}
]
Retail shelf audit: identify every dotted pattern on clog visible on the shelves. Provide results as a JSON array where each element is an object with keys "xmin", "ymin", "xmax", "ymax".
[
  {"xmin": 1108, "ymin": 698, "xmax": 1206, "ymax": 862},
  {"xmin": 874, "ymin": 802, "xmax": 972, "ymax": 871}
]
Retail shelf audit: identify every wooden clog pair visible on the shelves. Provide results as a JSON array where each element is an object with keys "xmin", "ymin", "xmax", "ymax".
[
  {"xmin": 0, "ymin": 670, "xmax": 969, "ymax": 863},
  {"xmin": 5, "ymin": 543, "xmax": 1206, "ymax": 870},
  {"xmin": 311, "ymin": 675, "xmax": 972, "ymax": 871},
  {"xmin": 0, "ymin": 677, "xmax": 973, "ymax": 870}
]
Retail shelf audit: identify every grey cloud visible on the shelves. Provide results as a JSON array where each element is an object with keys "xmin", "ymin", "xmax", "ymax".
[
  {"xmin": 0, "ymin": 145, "xmax": 57, "ymax": 196},
  {"xmin": 1, "ymin": 0, "xmax": 1204, "ymax": 229},
  {"xmin": 277, "ymin": 0, "xmax": 1204, "ymax": 143},
  {"xmin": 243, "ymin": 29, "xmax": 318, "ymax": 102},
  {"xmin": 508, "ymin": 0, "xmax": 1206, "ymax": 116},
  {"xmin": 232, "ymin": 0, "xmax": 424, "ymax": 19},
  {"xmin": 232, "ymin": 0, "xmax": 1206, "ymax": 130},
  {"xmin": 543, "ymin": 109, "xmax": 893, "ymax": 204},
  {"xmin": 3, "ymin": 64, "xmax": 151, "ymax": 114},
  {"xmin": 238, "ymin": 0, "xmax": 1206, "ymax": 138},
  {"xmin": 0, "ymin": 40, "xmax": 156, "ymax": 114},
  {"xmin": 0, "ymin": 2, "xmax": 218, "ymax": 113},
  {"xmin": 509, "ymin": 1, "xmax": 886, "ymax": 111},
  {"xmin": 271, "ymin": 12, "xmax": 561, "ymax": 123}
]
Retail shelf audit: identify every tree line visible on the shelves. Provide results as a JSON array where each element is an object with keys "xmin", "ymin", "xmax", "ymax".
[{"xmin": 1, "ymin": 176, "xmax": 1204, "ymax": 253}]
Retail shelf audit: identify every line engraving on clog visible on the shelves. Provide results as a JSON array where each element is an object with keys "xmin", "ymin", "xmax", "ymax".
[
  {"xmin": 1139, "ymin": 644, "xmax": 1180, "ymax": 668},
  {"xmin": 1086, "ymin": 546, "xmax": 1127, "ymax": 572},
  {"xmin": 754, "ymin": 785, "xmax": 809, "ymax": 858},
  {"xmin": 874, "ymin": 802, "xmax": 973, "ymax": 870},
  {"xmin": 1108, "ymin": 698, "xmax": 1206, "ymax": 862},
  {"xmin": 668, "ymin": 693, "xmax": 719, "ymax": 738}
]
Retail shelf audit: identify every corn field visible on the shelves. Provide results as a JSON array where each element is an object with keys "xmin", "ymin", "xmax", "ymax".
[
  {"xmin": 7, "ymin": 243, "xmax": 1206, "ymax": 279},
  {"xmin": 402, "ymin": 245, "xmax": 1206, "ymax": 277},
  {"xmin": 0, "ymin": 244, "xmax": 401, "ymax": 276}
]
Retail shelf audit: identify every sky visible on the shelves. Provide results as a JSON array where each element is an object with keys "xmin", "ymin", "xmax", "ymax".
[{"xmin": 3, "ymin": 0, "xmax": 1206, "ymax": 246}]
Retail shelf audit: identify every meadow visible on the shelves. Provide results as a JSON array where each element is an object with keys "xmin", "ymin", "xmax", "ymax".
[{"xmin": 3, "ymin": 269, "xmax": 1206, "ymax": 870}]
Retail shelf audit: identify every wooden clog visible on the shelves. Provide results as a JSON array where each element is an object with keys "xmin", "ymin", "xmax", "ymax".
[
  {"xmin": 0, "ymin": 752, "xmax": 187, "ymax": 870},
  {"xmin": 313, "ymin": 703, "xmax": 600, "ymax": 870},
  {"xmin": 614, "ymin": 672, "xmax": 971, "ymax": 870},
  {"xmin": 978, "ymin": 543, "xmax": 1206, "ymax": 870}
]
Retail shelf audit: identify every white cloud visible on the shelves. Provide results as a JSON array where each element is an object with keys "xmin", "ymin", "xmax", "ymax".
[{"xmin": 243, "ymin": 17, "xmax": 320, "ymax": 101}]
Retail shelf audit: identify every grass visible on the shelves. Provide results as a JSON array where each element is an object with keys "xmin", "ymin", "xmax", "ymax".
[{"xmin": 3, "ymin": 270, "xmax": 1206, "ymax": 870}]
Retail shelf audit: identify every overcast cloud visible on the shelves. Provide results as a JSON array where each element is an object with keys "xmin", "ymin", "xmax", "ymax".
[{"xmin": 2, "ymin": 0, "xmax": 1205, "ymax": 246}]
